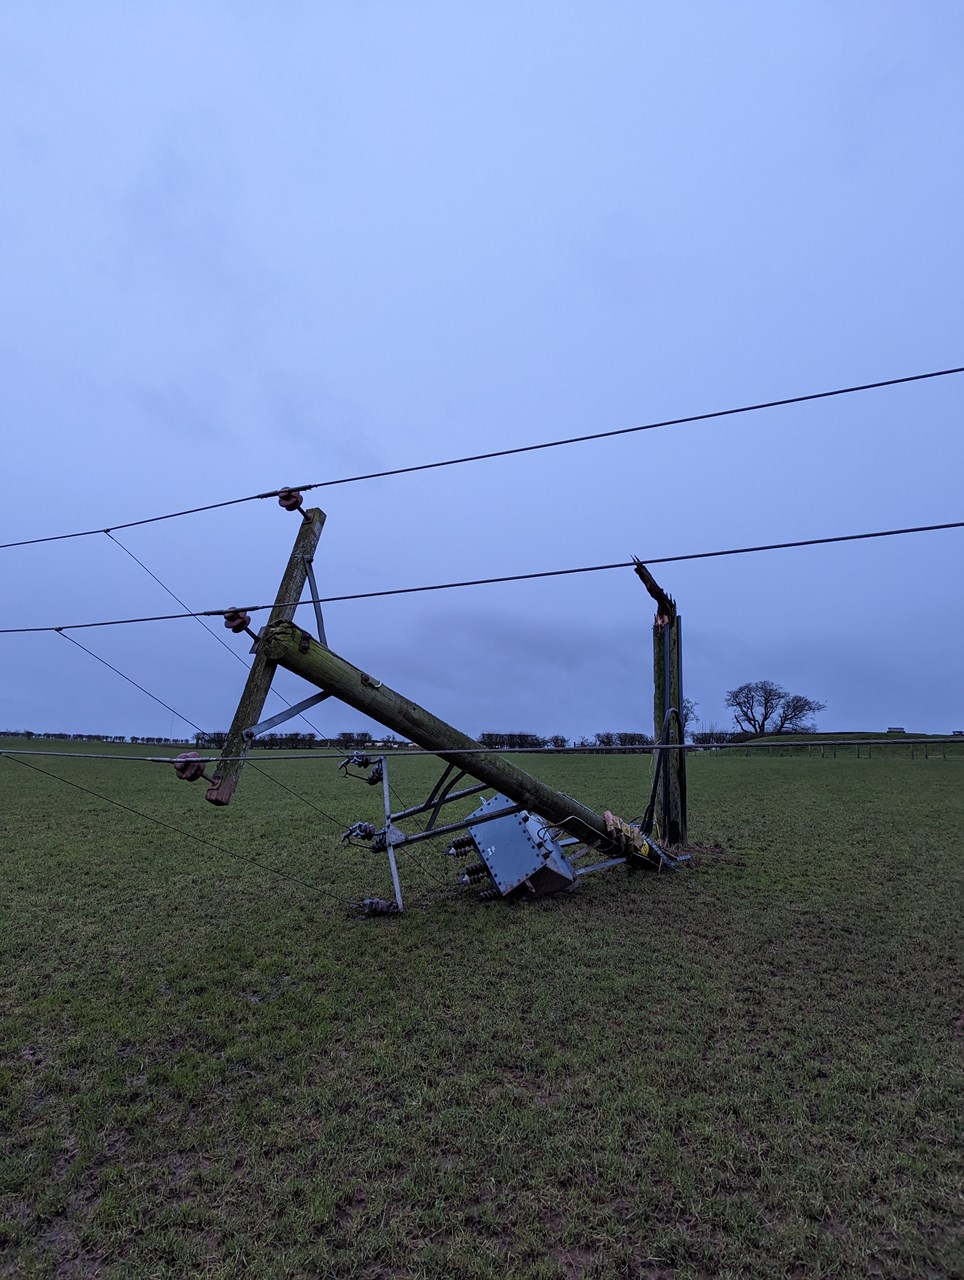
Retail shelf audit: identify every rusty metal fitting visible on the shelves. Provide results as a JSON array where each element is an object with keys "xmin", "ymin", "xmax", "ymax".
[
  {"xmin": 223, "ymin": 609, "xmax": 252, "ymax": 634},
  {"xmin": 277, "ymin": 488, "xmax": 304, "ymax": 512},
  {"xmin": 173, "ymin": 751, "xmax": 207, "ymax": 783},
  {"xmin": 341, "ymin": 821, "xmax": 377, "ymax": 844},
  {"xmin": 359, "ymin": 897, "xmax": 399, "ymax": 917}
]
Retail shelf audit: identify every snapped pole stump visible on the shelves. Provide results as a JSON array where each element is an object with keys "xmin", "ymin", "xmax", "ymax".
[{"xmin": 633, "ymin": 559, "xmax": 687, "ymax": 845}]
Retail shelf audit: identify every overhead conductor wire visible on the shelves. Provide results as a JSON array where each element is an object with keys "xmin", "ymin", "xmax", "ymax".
[
  {"xmin": 7, "ymin": 366, "xmax": 959, "ymax": 902},
  {"xmin": 1, "ymin": 364, "xmax": 961, "ymax": 550},
  {"xmin": 103, "ymin": 530, "xmax": 333, "ymax": 746},
  {"xmin": 2, "ymin": 754, "xmax": 344, "ymax": 903},
  {"xmin": 2, "ymin": 518, "xmax": 961, "ymax": 635},
  {"xmin": 0, "ymin": 738, "xmax": 957, "ymax": 764},
  {"xmin": 53, "ymin": 630, "xmax": 343, "ymax": 827}
]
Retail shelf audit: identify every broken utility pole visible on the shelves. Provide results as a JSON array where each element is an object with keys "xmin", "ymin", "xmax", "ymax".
[
  {"xmin": 633, "ymin": 558, "xmax": 687, "ymax": 845},
  {"xmin": 206, "ymin": 502, "xmax": 327, "ymax": 805},
  {"xmin": 260, "ymin": 618, "xmax": 612, "ymax": 849},
  {"xmin": 182, "ymin": 493, "xmax": 690, "ymax": 910}
]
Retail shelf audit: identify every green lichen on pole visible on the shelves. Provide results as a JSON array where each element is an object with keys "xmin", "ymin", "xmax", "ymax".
[
  {"xmin": 652, "ymin": 612, "xmax": 687, "ymax": 845},
  {"xmin": 261, "ymin": 619, "xmax": 614, "ymax": 848}
]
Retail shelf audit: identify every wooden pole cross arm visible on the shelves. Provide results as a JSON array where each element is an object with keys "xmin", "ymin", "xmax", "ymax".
[{"xmin": 205, "ymin": 508, "xmax": 326, "ymax": 806}]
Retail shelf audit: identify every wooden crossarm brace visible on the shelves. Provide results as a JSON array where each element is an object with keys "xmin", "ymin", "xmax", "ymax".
[{"xmin": 205, "ymin": 508, "xmax": 326, "ymax": 806}]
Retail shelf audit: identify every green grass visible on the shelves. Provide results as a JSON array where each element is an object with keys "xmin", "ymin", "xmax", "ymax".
[{"xmin": 1, "ymin": 742, "xmax": 961, "ymax": 1278}]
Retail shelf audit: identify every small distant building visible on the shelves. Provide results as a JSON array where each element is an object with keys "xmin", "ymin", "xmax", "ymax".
[
  {"xmin": 952, "ymin": 730, "xmax": 964, "ymax": 737},
  {"xmin": 886, "ymin": 726, "xmax": 906, "ymax": 734}
]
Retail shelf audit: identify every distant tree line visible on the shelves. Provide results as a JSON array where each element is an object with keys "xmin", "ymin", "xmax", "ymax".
[
  {"xmin": 192, "ymin": 731, "xmax": 404, "ymax": 751},
  {"xmin": 4, "ymin": 681, "xmax": 826, "ymax": 751},
  {"xmin": 193, "ymin": 731, "xmax": 323, "ymax": 750},
  {"xmin": 0, "ymin": 730, "xmax": 185, "ymax": 744},
  {"xmin": 477, "ymin": 732, "xmax": 656, "ymax": 751}
]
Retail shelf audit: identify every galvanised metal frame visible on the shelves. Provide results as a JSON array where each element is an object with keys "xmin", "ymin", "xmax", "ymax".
[{"xmin": 339, "ymin": 753, "xmax": 686, "ymax": 913}]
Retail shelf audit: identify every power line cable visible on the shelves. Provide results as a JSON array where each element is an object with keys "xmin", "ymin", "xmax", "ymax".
[
  {"xmin": 55, "ymin": 629, "xmax": 343, "ymax": 826},
  {"xmin": 3, "ymin": 518, "xmax": 961, "ymax": 635},
  {"xmin": 245, "ymin": 758, "xmax": 343, "ymax": 825},
  {"xmin": 296, "ymin": 366, "xmax": 964, "ymax": 491},
  {"xmin": 0, "ymin": 489, "xmax": 289, "ymax": 551},
  {"xmin": 57, "ymin": 630, "xmax": 200, "ymax": 732},
  {"xmin": 1, "ymin": 738, "xmax": 958, "ymax": 764},
  {"xmin": 104, "ymin": 531, "xmax": 333, "ymax": 746},
  {"xmin": 2, "ymin": 365, "xmax": 961, "ymax": 550},
  {"xmin": 105, "ymin": 531, "xmax": 249, "ymax": 668},
  {"xmin": 2, "ymin": 753, "xmax": 345, "ymax": 902}
]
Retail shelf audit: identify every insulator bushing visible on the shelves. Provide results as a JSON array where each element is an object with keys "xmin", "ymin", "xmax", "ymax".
[
  {"xmin": 173, "ymin": 751, "xmax": 206, "ymax": 782},
  {"xmin": 478, "ymin": 887, "xmax": 500, "ymax": 902},
  {"xmin": 223, "ymin": 609, "xmax": 252, "ymax": 634},
  {"xmin": 444, "ymin": 835, "xmax": 476, "ymax": 857},
  {"xmin": 463, "ymin": 861, "xmax": 487, "ymax": 878},
  {"xmin": 340, "ymin": 753, "xmax": 372, "ymax": 773},
  {"xmin": 459, "ymin": 869, "xmax": 487, "ymax": 886},
  {"xmin": 278, "ymin": 488, "xmax": 304, "ymax": 512}
]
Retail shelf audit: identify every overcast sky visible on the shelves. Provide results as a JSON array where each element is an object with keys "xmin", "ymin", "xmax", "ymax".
[{"xmin": 1, "ymin": 1, "xmax": 962, "ymax": 744}]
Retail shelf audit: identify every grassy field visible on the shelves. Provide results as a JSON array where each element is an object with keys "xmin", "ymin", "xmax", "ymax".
[{"xmin": 1, "ymin": 741, "xmax": 961, "ymax": 1278}]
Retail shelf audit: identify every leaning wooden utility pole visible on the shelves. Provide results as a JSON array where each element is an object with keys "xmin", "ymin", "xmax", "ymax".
[
  {"xmin": 259, "ymin": 618, "xmax": 616, "ymax": 849},
  {"xmin": 633, "ymin": 559, "xmax": 687, "ymax": 845},
  {"xmin": 206, "ymin": 502, "xmax": 327, "ymax": 805},
  {"xmin": 179, "ymin": 495, "xmax": 691, "ymax": 909}
]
